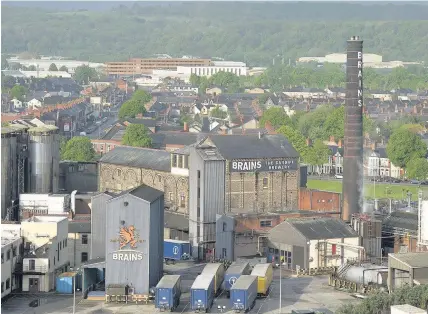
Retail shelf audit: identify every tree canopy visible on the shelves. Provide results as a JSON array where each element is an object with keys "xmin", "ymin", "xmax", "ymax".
[
  {"xmin": 259, "ymin": 107, "xmax": 291, "ymax": 129},
  {"xmin": 118, "ymin": 90, "xmax": 152, "ymax": 119},
  {"xmin": 10, "ymin": 85, "xmax": 27, "ymax": 101},
  {"xmin": 305, "ymin": 139, "xmax": 331, "ymax": 173},
  {"xmin": 73, "ymin": 65, "xmax": 99, "ymax": 85},
  {"xmin": 210, "ymin": 106, "xmax": 228, "ymax": 119},
  {"xmin": 121, "ymin": 124, "xmax": 152, "ymax": 148},
  {"xmin": 48, "ymin": 63, "xmax": 58, "ymax": 71},
  {"xmin": 2, "ymin": 3, "xmax": 428, "ymax": 65},
  {"xmin": 61, "ymin": 136, "xmax": 95, "ymax": 162},
  {"xmin": 277, "ymin": 125, "xmax": 310, "ymax": 162},
  {"xmin": 406, "ymin": 158, "xmax": 428, "ymax": 181},
  {"xmin": 386, "ymin": 128, "xmax": 427, "ymax": 169},
  {"xmin": 1, "ymin": 58, "xmax": 8, "ymax": 70},
  {"xmin": 59, "ymin": 65, "xmax": 68, "ymax": 72}
]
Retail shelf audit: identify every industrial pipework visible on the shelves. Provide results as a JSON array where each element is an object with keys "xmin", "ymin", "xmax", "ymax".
[{"xmin": 342, "ymin": 36, "xmax": 364, "ymax": 222}]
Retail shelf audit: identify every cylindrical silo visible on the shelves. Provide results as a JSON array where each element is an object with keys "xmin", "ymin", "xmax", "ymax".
[
  {"xmin": 28, "ymin": 125, "xmax": 59, "ymax": 193},
  {"xmin": 340, "ymin": 265, "xmax": 388, "ymax": 286},
  {"xmin": 1, "ymin": 128, "xmax": 17, "ymax": 219}
]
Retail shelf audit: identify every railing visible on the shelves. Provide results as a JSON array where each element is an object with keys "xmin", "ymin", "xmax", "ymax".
[{"xmin": 23, "ymin": 265, "xmax": 48, "ymax": 273}]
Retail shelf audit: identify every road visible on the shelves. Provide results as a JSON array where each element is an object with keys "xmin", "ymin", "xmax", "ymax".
[
  {"xmin": 308, "ymin": 175, "xmax": 421, "ymax": 187},
  {"xmin": 85, "ymin": 115, "xmax": 118, "ymax": 139}
]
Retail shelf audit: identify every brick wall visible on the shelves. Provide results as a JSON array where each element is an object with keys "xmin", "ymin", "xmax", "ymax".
[
  {"xmin": 226, "ymin": 170, "xmax": 299, "ymax": 213},
  {"xmin": 99, "ymin": 163, "xmax": 189, "ymax": 214},
  {"xmin": 299, "ymin": 189, "xmax": 341, "ymax": 213}
]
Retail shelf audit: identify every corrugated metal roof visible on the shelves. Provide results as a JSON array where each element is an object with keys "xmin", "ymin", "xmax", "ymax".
[
  {"xmin": 208, "ymin": 134, "xmax": 299, "ymax": 159},
  {"xmin": 251, "ymin": 264, "xmax": 271, "ymax": 277},
  {"xmin": 389, "ymin": 252, "xmax": 428, "ymax": 268},
  {"xmin": 287, "ymin": 218, "xmax": 357, "ymax": 240},
  {"xmin": 231, "ymin": 275, "xmax": 257, "ymax": 290},
  {"xmin": 99, "ymin": 146, "xmax": 171, "ymax": 172},
  {"xmin": 129, "ymin": 185, "xmax": 164, "ymax": 203},
  {"xmin": 383, "ymin": 211, "xmax": 418, "ymax": 233},
  {"xmin": 191, "ymin": 274, "xmax": 214, "ymax": 290},
  {"xmin": 156, "ymin": 275, "xmax": 180, "ymax": 289}
]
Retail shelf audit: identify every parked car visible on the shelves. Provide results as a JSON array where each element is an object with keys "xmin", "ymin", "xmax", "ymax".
[{"xmin": 334, "ymin": 174, "xmax": 343, "ymax": 179}]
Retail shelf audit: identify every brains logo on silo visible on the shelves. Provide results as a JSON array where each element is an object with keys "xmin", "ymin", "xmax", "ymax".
[{"xmin": 110, "ymin": 224, "xmax": 145, "ymax": 261}]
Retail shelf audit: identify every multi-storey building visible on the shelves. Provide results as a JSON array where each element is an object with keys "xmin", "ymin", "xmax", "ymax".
[
  {"xmin": 1, "ymin": 225, "xmax": 23, "ymax": 299},
  {"xmin": 105, "ymin": 58, "xmax": 211, "ymax": 76}
]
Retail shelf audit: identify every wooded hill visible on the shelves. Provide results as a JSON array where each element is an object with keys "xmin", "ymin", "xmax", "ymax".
[{"xmin": 2, "ymin": 2, "xmax": 428, "ymax": 65}]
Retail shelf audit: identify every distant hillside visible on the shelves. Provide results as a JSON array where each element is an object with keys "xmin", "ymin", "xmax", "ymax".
[{"xmin": 2, "ymin": 2, "xmax": 428, "ymax": 65}]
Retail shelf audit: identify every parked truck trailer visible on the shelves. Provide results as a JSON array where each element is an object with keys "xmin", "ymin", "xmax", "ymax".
[
  {"xmin": 155, "ymin": 275, "xmax": 181, "ymax": 312},
  {"xmin": 230, "ymin": 275, "xmax": 258, "ymax": 313},
  {"xmin": 202, "ymin": 263, "xmax": 225, "ymax": 296},
  {"xmin": 224, "ymin": 262, "xmax": 251, "ymax": 298},
  {"xmin": 190, "ymin": 274, "xmax": 215, "ymax": 313},
  {"xmin": 251, "ymin": 263, "xmax": 273, "ymax": 297}
]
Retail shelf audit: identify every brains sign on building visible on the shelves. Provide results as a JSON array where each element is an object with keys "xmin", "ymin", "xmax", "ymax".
[{"xmin": 110, "ymin": 224, "xmax": 145, "ymax": 261}]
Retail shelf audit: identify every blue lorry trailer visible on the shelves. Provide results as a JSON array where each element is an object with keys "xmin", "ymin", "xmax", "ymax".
[
  {"xmin": 190, "ymin": 274, "xmax": 215, "ymax": 313},
  {"xmin": 201, "ymin": 263, "xmax": 225, "ymax": 296},
  {"xmin": 224, "ymin": 262, "xmax": 251, "ymax": 298},
  {"xmin": 155, "ymin": 275, "xmax": 182, "ymax": 312},
  {"xmin": 164, "ymin": 239, "xmax": 191, "ymax": 263},
  {"xmin": 230, "ymin": 275, "xmax": 258, "ymax": 313}
]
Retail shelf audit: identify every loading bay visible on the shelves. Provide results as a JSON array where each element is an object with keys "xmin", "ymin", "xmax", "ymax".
[{"xmin": 1, "ymin": 262, "xmax": 360, "ymax": 314}]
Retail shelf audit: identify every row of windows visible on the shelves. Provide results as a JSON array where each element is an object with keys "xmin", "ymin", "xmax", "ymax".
[
  {"xmin": 1, "ymin": 247, "xmax": 18, "ymax": 264},
  {"xmin": 1, "ymin": 278, "xmax": 11, "ymax": 293}
]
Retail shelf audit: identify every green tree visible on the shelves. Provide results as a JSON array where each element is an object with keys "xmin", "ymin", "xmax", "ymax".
[
  {"xmin": 121, "ymin": 124, "xmax": 152, "ymax": 148},
  {"xmin": 210, "ymin": 106, "xmax": 228, "ymax": 119},
  {"xmin": 118, "ymin": 99, "xmax": 145, "ymax": 119},
  {"xmin": 277, "ymin": 125, "xmax": 310, "ymax": 161},
  {"xmin": 189, "ymin": 73, "xmax": 200, "ymax": 86},
  {"xmin": 323, "ymin": 105, "xmax": 345, "ymax": 140},
  {"xmin": 73, "ymin": 65, "xmax": 99, "ymax": 84},
  {"xmin": 1, "ymin": 58, "xmax": 8, "ymax": 70},
  {"xmin": 386, "ymin": 129, "xmax": 427, "ymax": 168},
  {"xmin": 27, "ymin": 65, "xmax": 37, "ymax": 71},
  {"xmin": 10, "ymin": 85, "xmax": 27, "ymax": 101},
  {"xmin": 257, "ymin": 94, "xmax": 270, "ymax": 105},
  {"xmin": 306, "ymin": 139, "xmax": 330, "ymax": 175},
  {"xmin": 132, "ymin": 90, "xmax": 152, "ymax": 104},
  {"xmin": 61, "ymin": 136, "xmax": 95, "ymax": 162},
  {"xmin": 406, "ymin": 158, "xmax": 428, "ymax": 181},
  {"xmin": 1, "ymin": 75, "xmax": 16, "ymax": 88},
  {"xmin": 48, "ymin": 63, "xmax": 58, "ymax": 71},
  {"xmin": 59, "ymin": 65, "xmax": 68, "ymax": 72},
  {"xmin": 259, "ymin": 107, "xmax": 291, "ymax": 129}
]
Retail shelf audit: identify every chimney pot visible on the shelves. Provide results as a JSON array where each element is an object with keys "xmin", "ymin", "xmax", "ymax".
[
  {"xmin": 183, "ymin": 122, "xmax": 188, "ymax": 132},
  {"xmin": 371, "ymin": 142, "xmax": 376, "ymax": 150}
]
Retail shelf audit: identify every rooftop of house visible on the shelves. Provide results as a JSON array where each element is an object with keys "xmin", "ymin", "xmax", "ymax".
[
  {"xmin": 198, "ymin": 133, "xmax": 299, "ymax": 160},
  {"xmin": 110, "ymin": 185, "xmax": 164, "ymax": 204},
  {"xmin": 68, "ymin": 221, "xmax": 91, "ymax": 234},
  {"xmin": 389, "ymin": 252, "xmax": 428, "ymax": 268},
  {"xmin": 99, "ymin": 146, "xmax": 171, "ymax": 172}
]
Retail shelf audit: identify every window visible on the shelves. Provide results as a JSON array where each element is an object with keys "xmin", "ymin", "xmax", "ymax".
[
  {"xmin": 116, "ymin": 169, "xmax": 122, "ymax": 177},
  {"xmin": 169, "ymin": 192, "xmax": 173, "ymax": 201},
  {"xmin": 197, "ymin": 207, "xmax": 200, "ymax": 219},
  {"xmin": 12, "ymin": 247, "xmax": 17, "ymax": 257},
  {"xmin": 260, "ymin": 220, "xmax": 272, "ymax": 228},
  {"xmin": 332, "ymin": 244, "xmax": 337, "ymax": 255},
  {"xmin": 81, "ymin": 252, "xmax": 88, "ymax": 263},
  {"xmin": 197, "ymin": 187, "xmax": 200, "ymax": 198},
  {"xmin": 1, "ymin": 253, "xmax": 3, "ymax": 263},
  {"xmin": 60, "ymin": 242, "xmax": 62, "ymax": 250},
  {"xmin": 223, "ymin": 222, "xmax": 227, "ymax": 232},
  {"xmin": 263, "ymin": 177, "xmax": 268, "ymax": 189},
  {"xmin": 222, "ymin": 248, "xmax": 227, "ymax": 258},
  {"xmin": 82, "ymin": 235, "xmax": 88, "ymax": 245},
  {"xmin": 197, "ymin": 170, "xmax": 200, "ymax": 179},
  {"xmin": 180, "ymin": 195, "xmax": 186, "ymax": 208},
  {"xmin": 29, "ymin": 259, "xmax": 35, "ymax": 270},
  {"xmin": 107, "ymin": 145, "xmax": 111, "ymax": 152},
  {"xmin": 6, "ymin": 278, "xmax": 10, "ymax": 289},
  {"xmin": 157, "ymin": 175, "xmax": 162, "ymax": 183},
  {"xmin": 7, "ymin": 249, "xmax": 11, "ymax": 261}
]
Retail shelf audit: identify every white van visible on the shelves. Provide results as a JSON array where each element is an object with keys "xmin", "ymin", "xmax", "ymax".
[
  {"xmin": 334, "ymin": 174, "xmax": 343, "ymax": 179},
  {"xmin": 80, "ymin": 132, "xmax": 87, "ymax": 136}
]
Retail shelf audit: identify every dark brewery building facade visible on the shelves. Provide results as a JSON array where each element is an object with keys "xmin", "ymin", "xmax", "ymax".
[
  {"xmin": 86, "ymin": 185, "xmax": 164, "ymax": 295},
  {"xmin": 188, "ymin": 134, "xmax": 300, "ymax": 258}
]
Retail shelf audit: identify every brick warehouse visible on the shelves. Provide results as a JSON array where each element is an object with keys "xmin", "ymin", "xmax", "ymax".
[
  {"xmin": 188, "ymin": 133, "xmax": 300, "ymax": 259},
  {"xmin": 98, "ymin": 146, "xmax": 189, "ymax": 214}
]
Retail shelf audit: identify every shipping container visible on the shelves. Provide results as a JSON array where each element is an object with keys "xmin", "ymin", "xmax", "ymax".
[
  {"xmin": 164, "ymin": 239, "xmax": 191, "ymax": 262},
  {"xmin": 155, "ymin": 275, "xmax": 181, "ymax": 312},
  {"xmin": 251, "ymin": 264, "xmax": 273, "ymax": 296},
  {"xmin": 201, "ymin": 263, "xmax": 225, "ymax": 296},
  {"xmin": 56, "ymin": 272, "xmax": 81, "ymax": 294},
  {"xmin": 230, "ymin": 275, "xmax": 258, "ymax": 313},
  {"xmin": 190, "ymin": 274, "xmax": 215, "ymax": 312},
  {"xmin": 224, "ymin": 262, "xmax": 251, "ymax": 297},
  {"xmin": 391, "ymin": 304, "xmax": 427, "ymax": 314}
]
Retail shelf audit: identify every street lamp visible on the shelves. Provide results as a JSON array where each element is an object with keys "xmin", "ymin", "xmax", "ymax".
[{"xmin": 70, "ymin": 267, "xmax": 80, "ymax": 314}]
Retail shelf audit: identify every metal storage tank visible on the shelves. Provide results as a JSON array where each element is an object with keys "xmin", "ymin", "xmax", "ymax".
[
  {"xmin": 28, "ymin": 125, "xmax": 59, "ymax": 193},
  {"xmin": 420, "ymin": 201, "xmax": 428, "ymax": 245},
  {"xmin": 339, "ymin": 264, "xmax": 388, "ymax": 286},
  {"xmin": 105, "ymin": 185, "xmax": 164, "ymax": 295},
  {"xmin": 1, "ymin": 127, "xmax": 18, "ymax": 219}
]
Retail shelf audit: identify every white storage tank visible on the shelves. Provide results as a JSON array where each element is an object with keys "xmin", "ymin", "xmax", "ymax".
[
  {"xmin": 420, "ymin": 201, "xmax": 428, "ymax": 245},
  {"xmin": 391, "ymin": 304, "xmax": 427, "ymax": 314},
  {"xmin": 340, "ymin": 264, "xmax": 388, "ymax": 286}
]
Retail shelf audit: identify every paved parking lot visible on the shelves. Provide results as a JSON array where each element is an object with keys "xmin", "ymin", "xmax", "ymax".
[
  {"xmin": 1, "ymin": 264, "xmax": 360, "ymax": 314},
  {"xmin": 1, "ymin": 293, "xmax": 75, "ymax": 314}
]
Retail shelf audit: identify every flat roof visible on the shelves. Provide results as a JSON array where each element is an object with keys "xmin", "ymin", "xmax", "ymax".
[
  {"xmin": 22, "ymin": 216, "xmax": 67, "ymax": 223},
  {"xmin": 389, "ymin": 252, "xmax": 428, "ymax": 268}
]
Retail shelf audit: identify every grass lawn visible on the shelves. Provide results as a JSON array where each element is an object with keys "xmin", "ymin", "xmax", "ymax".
[{"xmin": 307, "ymin": 179, "xmax": 428, "ymax": 200}]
